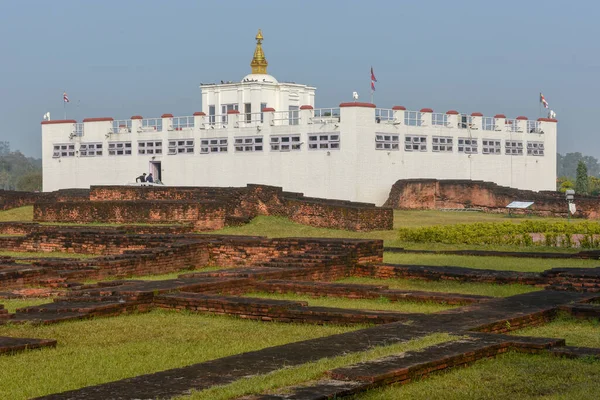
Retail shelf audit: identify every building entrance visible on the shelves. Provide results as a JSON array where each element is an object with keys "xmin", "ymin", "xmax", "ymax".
[{"xmin": 149, "ymin": 161, "xmax": 162, "ymax": 183}]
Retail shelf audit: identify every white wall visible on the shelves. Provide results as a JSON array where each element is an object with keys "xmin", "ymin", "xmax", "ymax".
[{"xmin": 42, "ymin": 106, "xmax": 557, "ymax": 205}]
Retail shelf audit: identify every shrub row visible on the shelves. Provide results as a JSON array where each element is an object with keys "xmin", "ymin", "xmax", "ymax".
[{"xmin": 397, "ymin": 221, "xmax": 600, "ymax": 248}]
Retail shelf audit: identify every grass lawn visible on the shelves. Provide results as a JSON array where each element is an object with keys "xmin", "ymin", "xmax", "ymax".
[
  {"xmin": 0, "ymin": 250, "xmax": 94, "ymax": 259},
  {"xmin": 0, "ymin": 310, "xmax": 362, "ymax": 400},
  {"xmin": 180, "ymin": 333, "xmax": 456, "ymax": 400},
  {"xmin": 337, "ymin": 277, "xmax": 540, "ymax": 298},
  {"xmin": 353, "ymin": 352, "xmax": 600, "ymax": 400},
  {"xmin": 1, "ymin": 298, "xmax": 54, "ymax": 313},
  {"xmin": 84, "ymin": 266, "xmax": 230, "ymax": 284},
  {"xmin": 0, "ymin": 206, "xmax": 33, "ymax": 222},
  {"xmin": 208, "ymin": 214, "xmax": 585, "ymax": 253},
  {"xmin": 241, "ymin": 292, "xmax": 457, "ymax": 313},
  {"xmin": 511, "ymin": 313, "xmax": 600, "ymax": 348},
  {"xmin": 383, "ymin": 253, "xmax": 600, "ymax": 273}
]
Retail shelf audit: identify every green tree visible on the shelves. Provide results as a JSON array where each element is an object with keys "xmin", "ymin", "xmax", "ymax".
[
  {"xmin": 557, "ymin": 176, "xmax": 574, "ymax": 193},
  {"xmin": 15, "ymin": 171, "xmax": 42, "ymax": 191},
  {"xmin": 575, "ymin": 160, "xmax": 589, "ymax": 195}
]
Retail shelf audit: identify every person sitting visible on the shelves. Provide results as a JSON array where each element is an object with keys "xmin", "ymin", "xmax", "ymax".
[
  {"xmin": 146, "ymin": 173, "xmax": 154, "ymax": 183},
  {"xmin": 136, "ymin": 173, "xmax": 146, "ymax": 183}
]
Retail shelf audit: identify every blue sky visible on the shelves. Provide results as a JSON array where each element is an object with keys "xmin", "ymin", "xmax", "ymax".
[{"xmin": 1, "ymin": 0, "xmax": 598, "ymax": 158}]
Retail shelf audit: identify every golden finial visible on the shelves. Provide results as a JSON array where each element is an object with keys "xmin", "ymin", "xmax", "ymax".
[{"xmin": 250, "ymin": 29, "xmax": 268, "ymax": 74}]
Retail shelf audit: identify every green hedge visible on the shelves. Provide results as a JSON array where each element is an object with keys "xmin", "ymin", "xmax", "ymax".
[{"xmin": 397, "ymin": 221, "xmax": 600, "ymax": 248}]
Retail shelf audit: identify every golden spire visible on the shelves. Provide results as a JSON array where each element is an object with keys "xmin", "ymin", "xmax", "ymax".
[{"xmin": 250, "ymin": 29, "xmax": 268, "ymax": 74}]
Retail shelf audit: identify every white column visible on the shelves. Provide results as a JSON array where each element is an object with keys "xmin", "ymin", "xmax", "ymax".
[
  {"xmin": 420, "ymin": 108, "xmax": 433, "ymax": 126},
  {"xmin": 392, "ymin": 106, "xmax": 406, "ymax": 125},
  {"xmin": 193, "ymin": 112, "xmax": 206, "ymax": 130}
]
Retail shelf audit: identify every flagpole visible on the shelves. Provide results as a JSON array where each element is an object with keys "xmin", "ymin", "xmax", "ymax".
[{"xmin": 64, "ymin": 91, "xmax": 66, "ymax": 119}]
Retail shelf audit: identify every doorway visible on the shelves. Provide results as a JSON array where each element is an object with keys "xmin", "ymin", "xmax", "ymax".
[{"xmin": 149, "ymin": 161, "xmax": 162, "ymax": 183}]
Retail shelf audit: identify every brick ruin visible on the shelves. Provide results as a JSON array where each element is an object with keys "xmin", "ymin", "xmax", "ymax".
[
  {"xmin": 28, "ymin": 184, "xmax": 392, "ymax": 231},
  {"xmin": 384, "ymin": 179, "xmax": 600, "ymax": 218},
  {"xmin": 0, "ymin": 225, "xmax": 599, "ymax": 398}
]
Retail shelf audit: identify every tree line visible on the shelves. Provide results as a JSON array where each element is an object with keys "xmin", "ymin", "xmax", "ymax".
[
  {"xmin": 556, "ymin": 152, "xmax": 600, "ymax": 195},
  {"xmin": 0, "ymin": 141, "xmax": 42, "ymax": 191}
]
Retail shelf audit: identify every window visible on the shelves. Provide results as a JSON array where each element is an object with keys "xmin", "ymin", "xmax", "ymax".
[
  {"xmin": 271, "ymin": 135, "xmax": 301, "ymax": 151},
  {"xmin": 209, "ymin": 105, "xmax": 216, "ymax": 125},
  {"xmin": 404, "ymin": 135, "xmax": 427, "ymax": 152},
  {"xmin": 482, "ymin": 117, "xmax": 496, "ymax": 131},
  {"xmin": 200, "ymin": 138, "xmax": 228, "ymax": 154},
  {"xmin": 168, "ymin": 139, "xmax": 195, "ymax": 155},
  {"xmin": 458, "ymin": 138, "xmax": 477, "ymax": 154},
  {"xmin": 375, "ymin": 134, "xmax": 400, "ymax": 151},
  {"xmin": 80, "ymin": 142, "xmax": 103, "ymax": 157},
  {"xmin": 432, "ymin": 113, "xmax": 448, "ymax": 126},
  {"xmin": 234, "ymin": 136, "xmax": 263, "ymax": 152},
  {"xmin": 308, "ymin": 133, "xmax": 340, "ymax": 150},
  {"xmin": 527, "ymin": 141, "xmax": 545, "ymax": 156},
  {"xmin": 221, "ymin": 103, "xmax": 238, "ymax": 124},
  {"xmin": 108, "ymin": 141, "xmax": 132, "ymax": 156},
  {"xmin": 52, "ymin": 143, "xmax": 75, "ymax": 158},
  {"xmin": 527, "ymin": 120, "xmax": 542, "ymax": 133},
  {"xmin": 482, "ymin": 139, "xmax": 501, "ymax": 155},
  {"xmin": 244, "ymin": 103, "xmax": 252, "ymax": 123},
  {"xmin": 260, "ymin": 102, "xmax": 267, "ymax": 123},
  {"xmin": 289, "ymin": 106, "xmax": 299, "ymax": 125},
  {"xmin": 432, "ymin": 136, "xmax": 453, "ymax": 152},
  {"xmin": 404, "ymin": 111, "xmax": 422, "ymax": 126},
  {"xmin": 459, "ymin": 115, "xmax": 475, "ymax": 129},
  {"xmin": 138, "ymin": 140, "xmax": 163, "ymax": 155},
  {"xmin": 505, "ymin": 140, "xmax": 523, "ymax": 155}
]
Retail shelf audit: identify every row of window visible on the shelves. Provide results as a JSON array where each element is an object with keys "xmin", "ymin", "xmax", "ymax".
[
  {"xmin": 394, "ymin": 135, "xmax": 544, "ymax": 156},
  {"xmin": 52, "ymin": 134, "xmax": 341, "ymax": 158}
]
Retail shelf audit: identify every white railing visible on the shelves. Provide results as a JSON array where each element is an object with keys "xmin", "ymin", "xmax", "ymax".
[
  {"xmin": 482, "ymin": 117, "xmax": 496, "ymax": 131},
  {"xmin": 141, "ymin": 118, "xmax": 162, "ymax": 132},
  {"xmin": 505, "ymin": 119, "xmax": 521, "ymax": 133},
  {"xmin": 271, "ymin": 111, "xmax": 300, "ymax": 126},
  {"xmin": 172, "ymin": 116, "xmax": 194, "ymax": 131},
  {"xmin": 527, "ymin": 120, "xmax": 542, "ymax": 133},
  {"xmin": 404, "ymin": 111, "xmax": 422, "ymax": 126},
  {"xmin": 111, "ymin": 120, "xmax": 131, "ymax": 134},
  {"xmin": 431, "ymin": 113, "xmax": 447, "ymax": 126},
  {"xmin": 74, "ymin": 123, "xmax": 84, "ymax": 137},
  {"xmin": 375, "ymin": 108, "xmax": 394, "ymax": 123},
  {"xmin": 312, "ymin": 108, "xmax": 340, "ymax": 124},
  {"xmin": 240, "ymin": 112, "xmax": 264, "ymax": 126}
]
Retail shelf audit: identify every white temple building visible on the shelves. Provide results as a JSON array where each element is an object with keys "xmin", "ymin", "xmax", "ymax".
[{"xmin": 41, "ymin": 30, "xmax": 557, "ymax": 205}]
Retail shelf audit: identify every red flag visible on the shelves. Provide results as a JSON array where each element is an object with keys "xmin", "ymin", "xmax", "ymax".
[
  {"xmin": 370, "ymin": 67, "xmax": 377, "ymax": 82},
  {"xmin": 371, "ymin": 81, "xmax": 376, "ymax": 91},
  {"xmin": 63, "ymin": 92, "xmax": 70, "ymax": 103},
  {"xmin": 540, "ymin": 93, "xmax": 549, "ymax": 109}
]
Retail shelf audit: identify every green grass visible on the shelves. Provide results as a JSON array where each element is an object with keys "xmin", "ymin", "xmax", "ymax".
[
  {"xmin": 383, "ymin": 253, "xmax": 600, "ymax": 273},
  {"xmin": 337, "ymin": 277, "xmax": 540, "ymax": 298},
  {"xmin": 84, "ymin": 266, "xmax": 229, "ymax": 284},
  {"xmin": 179, "ymin": 333, "xmax": 456, "ymax": 400},
  {"xmin": 1, "ymin": 298, "xmax": 54, "ymax": 313},
  {"xmin": 0, "ymin": 206, "xmax": 33, "ymax": 222},
  {"xmin": 0, "ymin": 250, "xmax": 94, "ymax": 259},
  {"xmin": 511, "ymin": 313, "xmax": 600, "ymax": 348},
  {"xmin": 353, "ymin": 352, "xmax": 600, "ymax": 400},
  {"xmin": 0, "ymin": 310, "xmax": 361, "ymax": 400},
  {"xmin": 209, "ymin": 214, "xmax": 583, "ymax": 252},
  {"xmin": 241, "ymin": 292, "xmax": 457, "ymax": 313}
]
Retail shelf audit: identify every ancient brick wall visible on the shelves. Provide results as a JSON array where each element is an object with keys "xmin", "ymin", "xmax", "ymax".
[
  {"xmin": 34, "ymin": 184, "xmax": 393, "ymax": 231},
  {"xmin": 384, "ymin": 179, "xmax": 600, "ymax": 219},
  {"xmin": 0, "ymin": 190, "xmax": 40, "ymax": 210},
  {"xmin": 34, "ymin": 201, "xmax": 227, "ymax": 230}
]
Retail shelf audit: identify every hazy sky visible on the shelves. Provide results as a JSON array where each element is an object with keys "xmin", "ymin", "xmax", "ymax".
[{"xmin": 1, "ymin": 0, "xmax": 598, "ymax": 158}]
